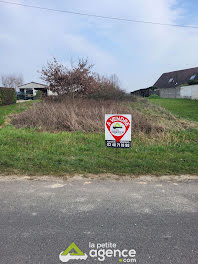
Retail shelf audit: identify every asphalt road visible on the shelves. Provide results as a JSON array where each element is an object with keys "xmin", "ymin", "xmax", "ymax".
[{"xmin": 0, "ymin": 176, "xmax": 197, "ymax": 264}]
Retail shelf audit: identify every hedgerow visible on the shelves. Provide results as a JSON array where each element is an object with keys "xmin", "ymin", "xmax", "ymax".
[{"xmin": 0, "ymin": 88, "xmax": 16, "ymax": 105}]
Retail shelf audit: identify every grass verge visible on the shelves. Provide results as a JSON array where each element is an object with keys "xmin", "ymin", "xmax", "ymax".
[
  {"xmin": 0, "ymin": 101, "xmax": 36, "ymax": 126},
  {"xmin": 0, "ymin": 98, "xmax": 198, "ymax": 176},
  {"xmin": 0, "ymin": 126, "xmax": 197, "ymax": 175},
  {"xmin": 149, "ymin": 98, "xmax": 198, "ymax": 122}
]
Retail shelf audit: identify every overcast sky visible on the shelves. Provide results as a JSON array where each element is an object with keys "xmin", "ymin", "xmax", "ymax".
[{"xmin": 0, "ymin": 0, "xmax": 198, "ymax": 92}]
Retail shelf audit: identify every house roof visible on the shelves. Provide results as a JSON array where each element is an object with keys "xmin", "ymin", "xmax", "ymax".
[
  {"xmin": 154, "ymin": 67, "xmax": 198, "ymax": 89},
  {"xmin": 18, "ymin": 82, "xmax": 48, "ymax": 89}
]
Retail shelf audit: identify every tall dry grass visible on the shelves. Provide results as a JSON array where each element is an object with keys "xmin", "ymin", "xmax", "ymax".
[{"xmin": 12, "ymin": 99, "xmax": 163, "ymax": 134}]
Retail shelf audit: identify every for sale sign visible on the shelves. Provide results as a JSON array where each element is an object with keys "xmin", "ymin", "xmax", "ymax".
[{"xmin": 105, "ymin": 114, "xmax": 131, "ymax": 148}]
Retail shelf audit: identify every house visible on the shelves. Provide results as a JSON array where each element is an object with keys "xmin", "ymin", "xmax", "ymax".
[
  {"xmin": 131, "ymin": 86, "xmax": 159, "ymax": 97},
  {"xmin": 17, "ymin": 82, "xmax": 54, "ymax": 99},
  {"xmin": 154, "ymin": 67, "xmax": 198, "ymax": 99}
]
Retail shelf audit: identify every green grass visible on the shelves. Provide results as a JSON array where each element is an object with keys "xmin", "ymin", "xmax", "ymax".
[
  {"xmin": 0, "ymin": 101, "xmax": 36, "ymax": 125},
  {"xmin": 0, "ymin": 99, "xmax": 198, "ymax": 176},
  {"xmin": 0, "ymin": 126, "xmax": 197, "ymax": 175},
  {"xmin": 149, "ymin": 98, "xmax": 198, "ymax": 122}
]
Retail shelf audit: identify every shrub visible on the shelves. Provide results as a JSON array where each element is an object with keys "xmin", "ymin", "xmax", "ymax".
[
  {"xmin": 41, "ymin": 58, "xmax": 97, "ymax": 97},
  {"xmin": 41, "ymin": 58, "xmax": 127, "ymax": 100},
  {"xmin": 35, "ymin": 90, "xmax": 42, "ymax": 100},
  {"xmin": 12, "ymin": 98, "xmax": 163, "ymax": 134},
  {"xmin": 149, "ymin": 94, "xmax": 161, "ymax": 99},
  {"xmin": 0, "ymin": 88, "xmax": 16, "ymax": 105},
  {"xmin": 88, "ymin": 87, "xmax": 125, "ymax": 101}
]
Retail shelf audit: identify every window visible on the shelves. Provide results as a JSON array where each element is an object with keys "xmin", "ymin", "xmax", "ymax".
[
  {"xmin": 26, "ymin": 89, "xmax": 33, "ymax": 94},
  {"xmin": 168, "ymin": 78, "xmax": 174, "ymax": 83},
  {"xmin": 20, "ymin": 89, "xmax": 24, "ymax": 93},
  {"xmin": 190, "ymin": 74, "xmax": 196, "ymax": 80}
]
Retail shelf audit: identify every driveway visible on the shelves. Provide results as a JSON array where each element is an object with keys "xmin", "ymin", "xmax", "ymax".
[{"xmin": 0, "ymin": 176, "xmax": 197, "ymax": 264}]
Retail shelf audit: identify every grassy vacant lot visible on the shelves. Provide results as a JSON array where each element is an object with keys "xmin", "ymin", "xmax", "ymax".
[
  {"xmin": 0, "ymin": 101, "xmax": 35, "ymax": 126},
  {"xmin": 149, "ymin": 98, "xmax": 198, "ymax": 122},
  {"xmin": 0, "ymin": 99, "xmax": 197, "ymax": 176}
]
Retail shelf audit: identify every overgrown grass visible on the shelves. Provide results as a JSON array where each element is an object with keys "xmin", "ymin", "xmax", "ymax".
[
  {"xmin": 0, "ymin": 98, "xmax": 198, "ymax": 176},
  {"xmin": 0, "ymin": 126, "xmax": 197, "ymax": 175},
  {"xmin": 11, "ymin": 99, "xmax": 163, "ymax": 134},
  {"xmin": 149, "ymin": 98, "xmax": 198, "ymax": 122},
  {"xmin": 0, "ymin": 101, "xmax": 36, "ymax": 125}
]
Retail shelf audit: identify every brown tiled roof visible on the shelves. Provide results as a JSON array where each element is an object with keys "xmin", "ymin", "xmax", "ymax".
[{"xmin": 154, "ymin": 67, "xmax": 198, "ymax": 88}]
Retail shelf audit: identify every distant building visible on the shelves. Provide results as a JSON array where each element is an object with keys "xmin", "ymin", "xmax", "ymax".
[
  {"xmin": 131, "ymin": 86, "xmax": 159, "ymax": 97},
  {"xmin": 17, "ymin": 82, "xmax": 55, "ymax": 99},
  {"xmin": 154, "ymin": 67, "xmax": 198, "ymax": 99}
]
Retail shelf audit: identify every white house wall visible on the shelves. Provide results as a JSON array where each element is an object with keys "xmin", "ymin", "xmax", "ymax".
[
  {"xmin": 47, "ymin": 90, "xmax": 58, "ymax": 96},
  {"xmin": 180, "ymin": 85, "xmax": 198, "ymax": 99},
  {"xmin": 159, "ymin": 87, "xmax": 180, "ymax": 98},
  {"xmin": 180, "ymin": 86, "xmax": 192, "ymax": 99},
  {"xmin": 191, "ymin": 85, "xmax": 198, "ymax": 99}
]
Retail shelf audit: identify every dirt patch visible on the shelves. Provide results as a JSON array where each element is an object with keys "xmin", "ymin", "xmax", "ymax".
[{"xmin": 0, "ymin": 174, "xmax": 197, "ymax": 183}]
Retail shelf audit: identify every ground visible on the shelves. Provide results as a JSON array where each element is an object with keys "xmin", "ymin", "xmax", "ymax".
[
  {"xmin": 0, "ymin": 99, "xmax": 198, "ymax": 175},
  {"xmin": 0, "ymin": 99, "xmax": 198, "ymax": 264},
  {"xmin": 0, "ymin": 176, "xmax": 197, "ymax": 264},
  {"xmin": 149, "ymin": 98, "xmax": 198, "ymax": 122},
  {"xmin": 0, "ymin": 100, "xmax": 35, "ymax": 126}
]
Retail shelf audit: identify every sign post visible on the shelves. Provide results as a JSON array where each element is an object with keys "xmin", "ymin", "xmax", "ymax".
[{"xmin": 105, "ymin": 114, "xmax": 131, "ymax": 149}]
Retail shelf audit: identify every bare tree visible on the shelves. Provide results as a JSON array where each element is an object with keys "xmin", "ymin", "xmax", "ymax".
[
  {"xmin": 40, "ymin": 58, "xmax": 125, "ymax": 100},
  {"xmin": 109, "ymin": 74, "xmax": 121, "ymax": 89},
  {"xmin": 91, "ymin": 74, "xmax": 125, "ymax": 100},
  {"xmin": 1, "ymin": 74, "xmax": 23, "ymax": 89},
  {"xmin": 41, "ymin": 58, "xmax": 97, "ymax": 97}
]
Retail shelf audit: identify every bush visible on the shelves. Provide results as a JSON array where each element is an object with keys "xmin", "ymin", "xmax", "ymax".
[
  {"xmin": 41, "ymin": 58, "xmax": 127, "ymax": 100},
  {"xmin": 35, "ymin": 90, "xmax": 42, "ymax": 100},
  {"xmin": 0, "ymin": 88, "xmax": 16, "ymax": 105},
  {"xmin": 88, "ymin": 87, "xmax": 125, "ymax": 101},
  {"xmin": 149, "ymin": 94, "xmax": 161, "ymax": 99}
]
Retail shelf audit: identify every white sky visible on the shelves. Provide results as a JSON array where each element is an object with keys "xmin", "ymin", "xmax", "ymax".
[{"xmin": 0, "ymin": 0, "xmax": 198, "ymax": 92}]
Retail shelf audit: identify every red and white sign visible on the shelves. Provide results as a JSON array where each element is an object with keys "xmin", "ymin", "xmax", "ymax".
[{"xmin": 105, "ymin": 114, "xmax": 131, "ymax": 148}]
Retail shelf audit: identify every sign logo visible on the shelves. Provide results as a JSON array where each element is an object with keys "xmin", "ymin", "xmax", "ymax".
[
  {"xmin": 59, "ymin": 242, "xmax": 136, "ymax": 263},
  {"xmin": 105, "ymin": 114, "xmax": 131, "ymax": 148},
  {"xmin": 59, "ymin": 243, "xmax": 88, "ymax": 262}
]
